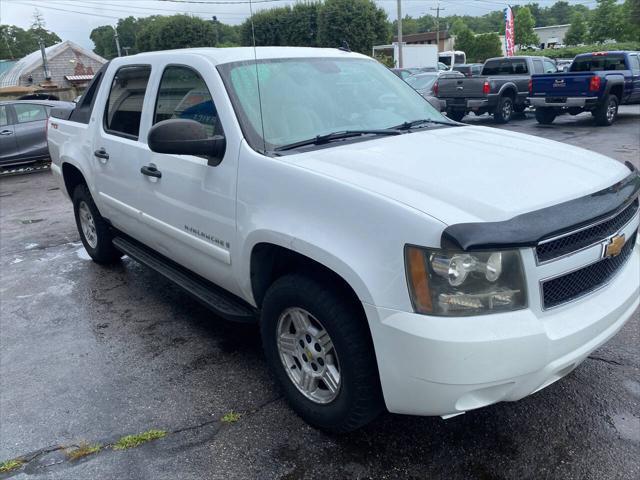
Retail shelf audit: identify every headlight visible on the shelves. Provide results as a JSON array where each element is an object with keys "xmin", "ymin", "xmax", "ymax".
[{"xmin": 405, "ymin": 246, "xmax": 527, "ymax": 316}]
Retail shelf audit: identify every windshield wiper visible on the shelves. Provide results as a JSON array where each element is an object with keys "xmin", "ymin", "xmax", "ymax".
[
  {"xmin": 274, "ymin": 129, "xmax": 402, "ymax": 152},
  {"xmin": 394, "ymin": 119, "xmax": 456, "ymax": 130}
]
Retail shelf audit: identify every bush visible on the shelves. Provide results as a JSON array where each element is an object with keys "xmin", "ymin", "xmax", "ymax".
[{"xmin": 526, "ymin": 42, "xmax": 640, "ymax": 59}]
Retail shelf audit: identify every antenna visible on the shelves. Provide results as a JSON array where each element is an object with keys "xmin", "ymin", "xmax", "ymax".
[{"xmin": 248, "ymin": 0, "xmax": 267, "ymax": 154}]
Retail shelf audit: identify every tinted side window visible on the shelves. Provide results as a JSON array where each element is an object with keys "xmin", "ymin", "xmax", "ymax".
[
  {"xmin": 104, "ymin": 65, "xmax": 151, "ymax": 139},
  {"xmin": 0, "ymin": 106, "xmax": 8, "ymax": 127},
  {"xmin": 153, "ymin": 66, "xmax": 220, "ymax": 137},
  {"xmin": 543, "ymin": 60, "xmax": 557, "ymax": 73},
  {"xmin": 482, "ymin": 60, "xmax": 513, "ymax": 75},
  {"xmin": 14, "ymin": 104, "xmax": 47, "ymax": 123},
  {"xmin": 532, "ymin": 59, "xmax": 543, "ymax": 74},
  {"xmin": 512, "ymin": 60, "xmax": 528, "ymax": 74}
]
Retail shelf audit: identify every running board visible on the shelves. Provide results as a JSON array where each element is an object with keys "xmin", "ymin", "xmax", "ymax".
[{"xmin": 112, "ymin": 236, "xmax": 257, "ymax": 323}]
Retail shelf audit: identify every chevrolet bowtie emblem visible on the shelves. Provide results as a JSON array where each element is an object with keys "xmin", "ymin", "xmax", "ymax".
[{"xmin": 603, "ymin": 234, "xmax": 625, "ymax": 258}]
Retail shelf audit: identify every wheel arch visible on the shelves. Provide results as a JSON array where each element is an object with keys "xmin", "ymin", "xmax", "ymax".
[
  {"xmin": 61, "ymin": 162, "xmax": 87, "ymax": 198},
  {"xmin": 498, "ymin": 83, "xmax": 517, "ymax": 99},
  {"xmin": 249, "ymin": 240, "xmax": 373, "ymax": 312}
]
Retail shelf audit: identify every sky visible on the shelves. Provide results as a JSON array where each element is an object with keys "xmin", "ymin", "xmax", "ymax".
[{"xmin": 0, "ymin": 0, "xmax": 600, "ymax": 51}]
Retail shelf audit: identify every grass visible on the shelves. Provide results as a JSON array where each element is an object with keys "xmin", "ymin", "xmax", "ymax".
[
  {"xmin": 112, "ymin": 429, "xmax": 167, "ymax": 450},
  {"xmin": 0, "ymin": 458, "xmax": 25, "ymax": 473},
  {"xmin": 221, "ymin": 411, "xmax": 241, "ymax": 423},
  {"xmin": 66, "ymin": 443, "xmax": 102, "ymax": 461}
]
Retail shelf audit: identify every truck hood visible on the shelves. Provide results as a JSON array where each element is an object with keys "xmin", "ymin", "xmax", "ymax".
[{"xmin": 287, "ymin": 125, "xmax": 631, "ymax": 225}]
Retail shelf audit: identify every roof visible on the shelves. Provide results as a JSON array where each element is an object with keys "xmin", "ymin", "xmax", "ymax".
[
  {"xmin": 533, "ymin": 24, "xmax": 570, "ymax": 31},
  {"xmin": 0, "ymin": 99, "xmax": 75, "ymax": 107},
  {"xmin": 0, "ymin": 40, "xmax": 107, "ymax": 88},
  {"xmin": 65, "ymin": 74, "xmax": 94, "ymax": 82},
  {"xmin": 109, "ymin": 46, "xmax": 368, "ymax": 68}
]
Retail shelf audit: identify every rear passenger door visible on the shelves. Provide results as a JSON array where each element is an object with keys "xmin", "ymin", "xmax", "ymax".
[
  {"xmin": 13, "ymin": 103, "xmax": 48, "ymax": 160},
  {"xmin": 0, "ymin": 105, "xmax": 19, "ymax": 164},
  {"xmin": 92, "ymin": 64, "xmax": 153, "ymax": 235},
  {"xmin": 134, "ymin": 62, "xmax": 238, "ymax": 291}
]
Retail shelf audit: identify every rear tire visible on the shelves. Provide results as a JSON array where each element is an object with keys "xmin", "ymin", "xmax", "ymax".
[
  {"xmin": 593, "ymin": 94, "xmax": 618, "ymax": 126},
  {"xmin": 447, "ymin": 110, "xmax": 466, "ymax": 122},
  {"xmin": 535, "ymin": 108, "xmax": 557, "ymax": 125},
  {"xmin": 494, "ymin": 96, "xmax": 514, "ymax": 123},
  {"xmin": 72, "ymin": 184, "xmax": 122, "ymax": 264},
  {"xmin": 513, "ymin": 103, "xmax": 526, "ymax": 113},
  {"xmin": 260, "ymin": 274, "xmax": 383, "ymax": 433}
]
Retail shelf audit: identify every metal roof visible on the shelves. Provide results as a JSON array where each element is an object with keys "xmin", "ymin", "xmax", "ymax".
[
  {"xmin": 0, "ymin": 40, "xmax": 106, "ymax": 88},
  {"xmin": 64, "ymin": 74, "xmax": 94, "ymax": 82}
]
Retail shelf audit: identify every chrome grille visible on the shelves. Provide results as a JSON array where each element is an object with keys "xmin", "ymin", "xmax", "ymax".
[
  {"xmin": 541, "ymin": 233, "xmax": 636, "ymax": 309},
  {"xmin": 536, "ymin": 199, "xmax": 638, "ymax": 263}
]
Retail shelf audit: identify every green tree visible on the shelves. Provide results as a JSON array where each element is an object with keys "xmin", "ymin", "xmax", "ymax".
[
  {"xmin": 546, "ymin": 1, "xmax": 573, "ymax": 25},
  {"xmin": 0, "ymin": 24, "xmax": 60, "ymax": 60},
  {"xmin": 449, "ymin": 18, "xmax": 468, "ymax": 37},
  {"xmin": 514, "ymin": 7, "xmax": 539, "ymax": 48},
  {"xmin": 621, "ymin": 0, "xmax": 640, "ymax": 42},
  {"xmin": 470, "ymin": 33, "xmax": 502, "ymax": 62},
  {"xmin": 589, "ymin": 0, "xmax": 623, "ymax": 43},
  {"xmin": 316, "ymin": 0, "xmax": 389, "ymax": 54},
  {"xmin": 452, "ymin": 25, "xmax": 475, "ymax": 56},
  {"xmin": 564, "ymin": 12, "xmax": 587, "ymax": 46},
  {"xmin": 135, "ymin": 15, "xmax": 217, "ymax": 53}
]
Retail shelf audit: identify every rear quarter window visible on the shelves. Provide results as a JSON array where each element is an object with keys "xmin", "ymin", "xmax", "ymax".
[{"xmin": 570, "ymin": 54, "xmax": 628, "ymax": 72}]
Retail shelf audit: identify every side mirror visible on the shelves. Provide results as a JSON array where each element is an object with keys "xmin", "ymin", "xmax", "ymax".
[{"xmin": 147, "ymin": 119, "xmax": 226, "ymax": 166}]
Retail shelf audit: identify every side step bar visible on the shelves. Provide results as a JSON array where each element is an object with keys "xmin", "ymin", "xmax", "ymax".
[{"xmin": 112, "ymin": 236, "xmax": 257, "ymax": 323}]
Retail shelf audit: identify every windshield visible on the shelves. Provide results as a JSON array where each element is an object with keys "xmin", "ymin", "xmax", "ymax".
[
  {"xmin": 405, "ymin": 74, "xmax": 437, "ymax": 91},
  {"xmin": 570, "ymin": 54, "xmax": 627, "ymax": 72},
  {"xmin": 218, "ymin": 57, "xmax": 448, "ymax": 153}
]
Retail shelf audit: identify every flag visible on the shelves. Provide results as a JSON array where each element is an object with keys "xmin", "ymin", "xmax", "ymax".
[{"xmin": 504, "ymin": 7, "xmax": 515, "ymax": 56}]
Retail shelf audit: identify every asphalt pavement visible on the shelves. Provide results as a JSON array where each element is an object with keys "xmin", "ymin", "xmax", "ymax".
[{"xmin": 1, "ymin": 106, "xmax": 639, "ymax": 480}]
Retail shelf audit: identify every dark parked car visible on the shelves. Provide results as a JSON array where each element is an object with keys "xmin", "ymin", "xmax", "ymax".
[
  {"xmin": 452, "ymin": 63, "xmax": 483, "ymax": 77},
  {"xmin": 437, "ymin": 56, "xmax": 556, "ymax": 123},
  {"xmin": 0, "ymin": 100, "xmax": 74, "ymax": 167},
  {"xmin": 529, "ymin": 51, "xmax": 640, "ymax": 126}
]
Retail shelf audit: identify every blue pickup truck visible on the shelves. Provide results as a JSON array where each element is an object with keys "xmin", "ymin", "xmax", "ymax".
[{"xmin": 528, "ymin": 51, "xmax": 640, "ymax": 126}]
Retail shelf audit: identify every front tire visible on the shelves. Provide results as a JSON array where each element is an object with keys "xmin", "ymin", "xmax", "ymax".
[
  {"xmin": 493, "ymin": 96, "xmax": 514, "ymax": 123},
  {"xmin": 535, "ymin": 108, "xmax": 557, "ymax": 125},
  {"xmin": 593, "ymin": 94, "xmax": 618, "ymax": 126},
  {"xmin": 73, "ymin": 184, "xmax": 122, "ymax": 264},
  {"xmin": 260, "ymin": 274, "xmax": 383, "ymax": 433}
]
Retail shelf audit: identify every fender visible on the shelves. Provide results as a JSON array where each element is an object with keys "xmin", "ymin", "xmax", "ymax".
[
  {"xmin": 237, "ymin": 229, "xmax": 375, "ymax": 308},
  {"xmin": 497, "ymin": 82, "xmax": 518, "ymax": 98},
  {"xmin": 602, "ymin": 74, "xmax": 625, "ymax": 100}
]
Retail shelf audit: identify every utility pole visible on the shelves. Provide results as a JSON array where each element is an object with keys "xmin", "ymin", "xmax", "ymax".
[
  {"xmin": 112, "ymin": 26, "xmax": 122, "ymax": 57},
  {"xmin": 430, "ymin": 0, "xmax": 444, "ymax": 52},
  {"xmin": 212, "ymin": 16, "xmax": 219, "ymax": 45},
  {"xmin": 396, "ymin": 0, "xmax": 403, "ymax": 68}
]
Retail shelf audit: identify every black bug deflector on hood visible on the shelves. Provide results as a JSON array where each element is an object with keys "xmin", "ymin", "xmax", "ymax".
[{"xmin": 441, "ymin": 169, "xmax": 640, "ymax": 251}]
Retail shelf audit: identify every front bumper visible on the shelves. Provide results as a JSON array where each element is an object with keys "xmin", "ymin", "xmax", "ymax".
[
  {"xmin": 528, "ymin": 96, "xmax": 599, "ymax": 108},
  {"xmin": 365, "ymin": 240, "xmax": 639, "ymax": 417}
]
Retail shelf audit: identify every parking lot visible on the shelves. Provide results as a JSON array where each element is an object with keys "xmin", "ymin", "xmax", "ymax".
[{"xmin": 1, "ymin": 106, "xmax": 639, "ymax": 480}]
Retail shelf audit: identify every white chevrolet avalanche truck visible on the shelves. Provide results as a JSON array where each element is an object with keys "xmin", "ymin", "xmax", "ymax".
[{"xmin": 48, "ymin": 47, "xmax": 640, "ymax": 433}]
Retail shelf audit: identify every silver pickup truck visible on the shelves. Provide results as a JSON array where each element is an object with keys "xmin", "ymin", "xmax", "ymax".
[{"xmin": 436, "ymin": 56, "xmax": 557, "ymax": 123}]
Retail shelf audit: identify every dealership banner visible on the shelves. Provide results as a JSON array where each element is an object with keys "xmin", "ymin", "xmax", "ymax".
[{"xmin": 504, "ymin": 7, "xmax": 515, "ymax": 56}]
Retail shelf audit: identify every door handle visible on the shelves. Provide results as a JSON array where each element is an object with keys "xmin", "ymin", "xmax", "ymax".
[
  {"xmin": 94, "ymin": 148, "xmax": 109, "ymax": 160},
  {"xmin": 140, "ymin": 164, "xmax": 162, "ymax": 178},
  {"xmin": 0, "ymin": 130, "xmax": 13, "ymax": 136}
]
